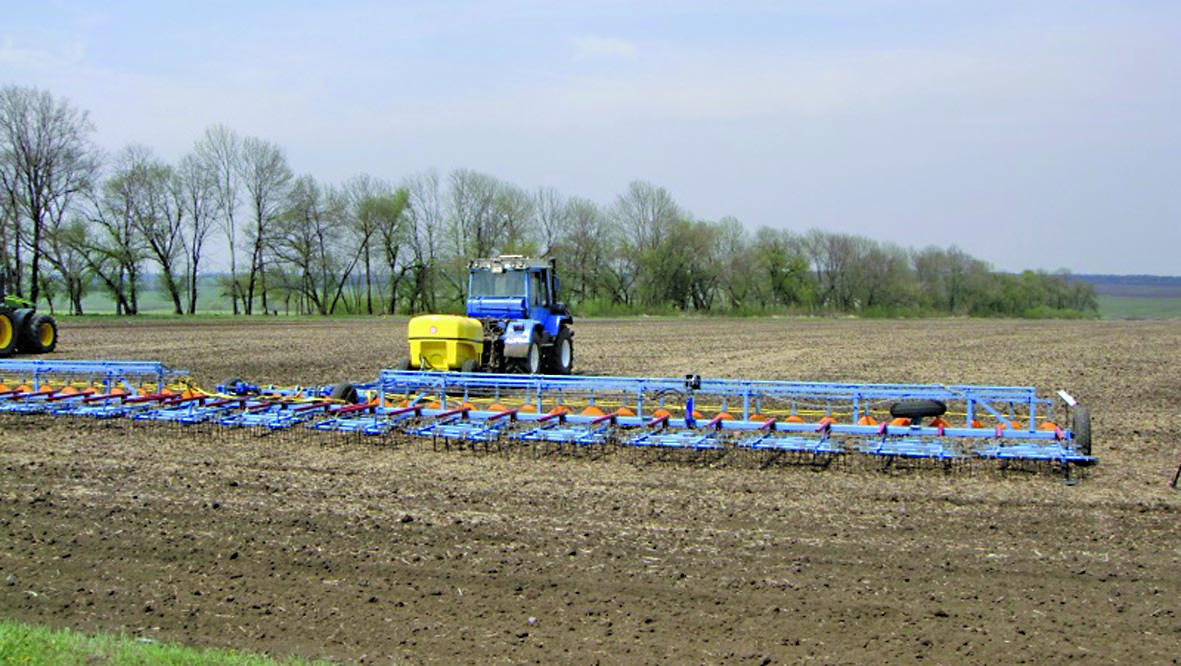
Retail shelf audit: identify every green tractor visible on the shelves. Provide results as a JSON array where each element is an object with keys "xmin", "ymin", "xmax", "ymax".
[{"xmin": 0, "ymin": 286, "xmax": 58, "ymax": 359}]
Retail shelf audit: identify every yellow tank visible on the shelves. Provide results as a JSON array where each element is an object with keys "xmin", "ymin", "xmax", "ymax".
[{"xmin": 407, "ymin": 314, "xmax": 485, "ymax": 370}]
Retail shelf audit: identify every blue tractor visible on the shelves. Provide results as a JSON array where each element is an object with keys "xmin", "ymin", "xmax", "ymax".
[{"xmin": 402, "ymin": 256, "xmax": 574, "ymax": 374}]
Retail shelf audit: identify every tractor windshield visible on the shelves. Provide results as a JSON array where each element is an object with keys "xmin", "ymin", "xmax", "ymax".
[{"xmin": 469, "ymin": 270, "xmax": 527, "ymax": 298}]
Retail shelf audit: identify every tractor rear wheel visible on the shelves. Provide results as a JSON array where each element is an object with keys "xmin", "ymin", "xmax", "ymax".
[
  {"xmin": 0, "ymin": 307, "xmax": 17, "ymax": 358},
  {"xmin": 547, "ymin": 327, "xmax": 574, "ymax": 375},
  {"xmin": 23, "ymin": 313, "xmax": 58, "ymax": 354}
]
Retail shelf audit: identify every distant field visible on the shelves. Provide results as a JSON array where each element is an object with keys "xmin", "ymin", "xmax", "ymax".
[
  {"xmin": 1097, "ymin": 295, "xmax": 1181, "ymax": 319},
  {"xmin": 70, "ymin": 292, "xmax": 1181, "ymax": 319}
]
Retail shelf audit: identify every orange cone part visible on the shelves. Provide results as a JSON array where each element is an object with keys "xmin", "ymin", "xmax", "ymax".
[
  {"xmin": 715, "ymin": 412, "xmax": 735, "ymax": 421},
  {"xmin": 818, "ymin": 416, "xmax": 837, "ymax": 426},
  {"xmin": 785, "ymin": 415, "xmax": 805, "ymax": 423},
  {"xmin": 890, "ymin": 417, "xmax": 911, "ymax": 427},
  {"xmin": 857, "ymin": 415, "xmax": 878, "ymax": 426},
  {"xmin": 548, "ymin": 405, "xmax": 571, "ymax": 416},
  {"xmin": 929, "ymin": 417, "xmax": 950, "ymax": 429},
  {"xmin": 1038, "ymin": 421, "xmax": 1059, "ymax": 431},
  {"xmin": 748, "ymin": 413, "xmax": 767, "ymax": 422},
  {"xmin": 652, "ymin": 408, "xmax": 672, "ymax": 419},
  {"xmin": 581, "ymin": 406, "xmax": 605, "ymax": 417}
]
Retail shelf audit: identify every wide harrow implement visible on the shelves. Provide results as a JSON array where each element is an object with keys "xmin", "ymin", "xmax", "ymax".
[{"xmin": 0, "ymin": 360, "xmax": 1096, "ymax": 476}]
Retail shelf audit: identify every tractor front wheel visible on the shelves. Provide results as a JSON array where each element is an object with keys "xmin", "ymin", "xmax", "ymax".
[
  {"xmin": 521, "ymin": 342, "xmax": 542, "ymax": 375},
  {"xmin": 547, "ymin": 327, "xmax": 574, "ymax": 375}
]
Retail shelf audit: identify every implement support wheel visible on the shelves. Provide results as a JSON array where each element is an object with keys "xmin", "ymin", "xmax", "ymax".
[
  {"xmin": 330, "ymin": 382, "xmax": 360, "ymax": 404},
  {"xmin": 889, "ymin": 399, "xmax": 947, "ymax": 420},
  {"xmin": 1072, "ymin": 405, "xmax": 1092, "ymax": 456}
]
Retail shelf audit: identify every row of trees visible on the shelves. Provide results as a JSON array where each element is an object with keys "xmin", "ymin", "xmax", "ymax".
[{"xmin": 1, "ymin": 85, "xmax": 1097, "ymax": 318}]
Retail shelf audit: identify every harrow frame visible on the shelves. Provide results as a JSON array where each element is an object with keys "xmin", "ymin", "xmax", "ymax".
[{"xmin": 0, "ymin": 360, "xmax": 1097, "ymax": 474}]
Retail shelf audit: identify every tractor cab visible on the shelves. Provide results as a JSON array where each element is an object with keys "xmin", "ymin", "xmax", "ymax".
[{"xmin": 466, "ymin": 256, "xmax": 567, "ymax": 333}]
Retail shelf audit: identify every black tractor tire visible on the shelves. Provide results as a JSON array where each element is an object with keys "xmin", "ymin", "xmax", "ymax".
[
  {"xmin": 1072, "ymin": 405, "xmax": 1092, "ymax": 456},
  {"xmin": 22, "ymin": 312, "xmax": 58, "ymax": 354},
  {"xmin": 460, "ymin": 359, "xmax": 480, "ymax": 374},
  {"xmin": 12, "ymin": 309, "xmax": 34, "ymax": 351},
  {"xmin": 330, "ymin": 382, "xmax": 360, "ymax": 404},
  {"xmin": 0, "ymin": 307, "xmax": 17, "ymax": 358},
  {"xmin": 546, "ymin": 327, "xmax": 574, "ymax": 375},
  {"xmin": 889, "ymin": 399, "xmax": 947, "ymax": 420}
]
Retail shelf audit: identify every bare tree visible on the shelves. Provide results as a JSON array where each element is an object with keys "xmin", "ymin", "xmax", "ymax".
[
  {"xmin": 534, "ymin": 186, "xmax": 569, "ymax": 257},
  {"xmin": 270, "ymin": 175, "xmax": 339, "ymax": 314},
  {"xmin": 343, "ymin": 174, "xmax": 394, "ymax": 314},
  {"xmin": 238, "ymin": 136, "xmax": 292, "ymax": 314},
  {"xmin": 609, "ymin": 181, "xmax": 683, "ymax": 307},
  {"xmin": 103, "ymin": 145, "xmax": 187, "ymax": 314},
  {"xmin": 360, "ymin": 189, "xmax": 410, "ymax": 314},
  {"xmin": 79, "ymin": 150, "xmax": 157, "ymax": 314},
  {"xmin": 175, "ymin": 153, "xmax": 217, "ymax": 313},
  {"xmin": 403, "ymin": 170, "xmax": 444, "ymax": 313},
  {"xmin": 550, "ymin": 197, "xmax": 611, "ymax": 304},
  {"xmin": 612, "ymin": 180, "xmax": 681, "ymax": 255},
  {"xmin": 194, "ymin": 125, "xmax": 242, "ymax": 313},
  {"xmin": 0, "ymin": 85, "xmax": 98, "ymax": 302},
  {"xmin": 447, "ymin": 169, "xmax": 499, "ymax": 261}
]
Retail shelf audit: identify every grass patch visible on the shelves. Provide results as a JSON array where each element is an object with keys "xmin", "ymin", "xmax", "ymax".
[
  {"xmin": 1098, "ymin": 295, "xmax": 1181, "ymax": 319},
  {"xmin": 0, "ymin": 618, "xmax": 323, "ymax": 665}
]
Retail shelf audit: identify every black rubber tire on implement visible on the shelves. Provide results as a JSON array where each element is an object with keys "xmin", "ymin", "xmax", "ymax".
[
  {"xmin": 23, "ymin": 312, "xmax": 58, "ymax": 354},
  {"xmin": 1072, "ymin": 405, "xmax": 1092, "ymax": 456},
  {"xmin": 546, "ymin": 326, "xmax": 574, "ymax": 375},
  {"xmin": 0, "ymin": 307, "xmax": 17, "ymax": 358},
  {"xmin": 889, "ymin": 399, "xmax": 947, "ymax": 420},
  {"xmin": 330, "ymin": 382, "xmax": 359, "ymax": 404},
  {"xmin": 460, "ymin": 359, "xmax": 479, "ymax": 373}
]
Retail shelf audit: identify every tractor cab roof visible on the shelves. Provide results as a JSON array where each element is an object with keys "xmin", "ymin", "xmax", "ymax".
[{"xmin": 468, "ymin": 256, "xmax": 554, "ymax": 272}]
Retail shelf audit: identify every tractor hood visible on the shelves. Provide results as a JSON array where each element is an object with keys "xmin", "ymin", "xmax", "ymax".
[{"xmin": 466, "ymin": 296, "xmax": 528, "ymax": 320}]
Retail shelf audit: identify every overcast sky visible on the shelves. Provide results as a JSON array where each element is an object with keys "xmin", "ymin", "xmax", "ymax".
[{"xmin": 4, "ymin": 1, "xmax": 1178, "ymax": 275}]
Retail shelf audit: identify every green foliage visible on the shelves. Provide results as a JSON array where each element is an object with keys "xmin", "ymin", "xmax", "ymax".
[{"xmin": 0, "ymin": 618, "xmax": 326, "ymax": 665}]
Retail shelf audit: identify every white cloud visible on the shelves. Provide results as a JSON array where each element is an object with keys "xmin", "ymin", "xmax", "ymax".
[{"xmin": 570, "ymin": 34, "xmax": 638, "ymax": 61}]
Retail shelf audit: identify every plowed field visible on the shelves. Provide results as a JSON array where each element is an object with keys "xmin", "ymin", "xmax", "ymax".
[{"xmin": 2, "ymin": 317, "xmax": 1179, "ymax": 664}]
